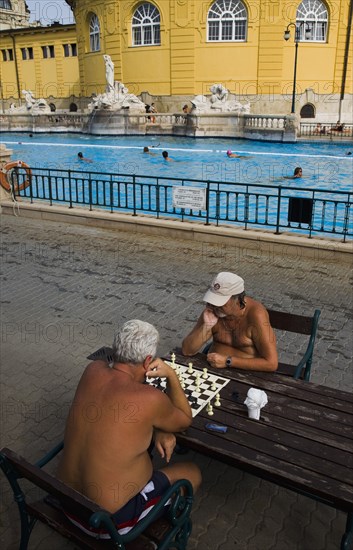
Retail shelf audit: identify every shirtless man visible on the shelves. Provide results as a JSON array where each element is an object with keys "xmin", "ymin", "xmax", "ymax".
[
  {"xmin": 182, "ymin": 272, "xmax": 278, "ymax": 372},
  {"xmin": 57, "ymin": 319, "xmax": 201, "ymax": 537}
]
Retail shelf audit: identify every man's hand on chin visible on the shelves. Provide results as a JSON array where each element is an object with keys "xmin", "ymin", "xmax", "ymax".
[{"xmin": 203, "ymin": 308, "xmax": 219, "ymax": 328}]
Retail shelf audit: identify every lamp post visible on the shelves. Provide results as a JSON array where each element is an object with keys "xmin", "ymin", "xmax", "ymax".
[{"xmin": 284, "ymin": 22, "xmax": 311, "ymax": 114}]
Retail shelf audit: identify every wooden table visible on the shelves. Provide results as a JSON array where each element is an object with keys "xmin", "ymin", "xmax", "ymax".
[{"xmin": 166, "ymin": 352, "xmax": 353, "ymax": 550}]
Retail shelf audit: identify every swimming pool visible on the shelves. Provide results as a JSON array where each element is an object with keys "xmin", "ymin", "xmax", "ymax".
[{"xmin": 1, "ymin": 133, "xmax": 352, "ymax": 192}]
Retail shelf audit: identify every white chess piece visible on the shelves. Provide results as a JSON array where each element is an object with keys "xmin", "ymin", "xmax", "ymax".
[
  {"xmin": 202, "ymin": 368, "xmax": 208, "ymax": 379},
  {"xmin": 211, "ymin": 381, "xmax": 216, "ymax": 391},
  {"xmin": 214, "ymin": 394, "xmax": 221, "ymax": 406},
  {"xmin": 207, "ymin": 403, "xmax": 214, "ymax": 416},
  {"xmin": 187, "ymin": 362, "xmax": 193, "ymax": 374},
  {"xmin": 171, "ymin": 353, "xmax": 176, "ymax": 365}
]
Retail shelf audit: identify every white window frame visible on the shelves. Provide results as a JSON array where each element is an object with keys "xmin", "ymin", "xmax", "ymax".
[
  {"xmin": 1, "ymin": 48, "xmax": 13, "ymax": 61},
  {"xmin": 132, "ymin": 3, "xmax": 161, "ymax": 47},
  {"xmin": 207, "ymin": 0, "xmax": 247, "ymax": 42},
  {"xmin": 89, "ymin": 14, "xmax": 101, "ymax": 52},
  {"xmin": 42, "ymin": 45, "xmax": 55, "ymax": 59},
  {"xmin": 63, "ymin": 43, "xmax": 77, "ymax": 57},
  {"xmin": 296, "ymin": 0, "xmax": 328, "ymax": 42},
  {"xmin": 21, "ymin": 47, "xmax": 34, "ymax": 61}
]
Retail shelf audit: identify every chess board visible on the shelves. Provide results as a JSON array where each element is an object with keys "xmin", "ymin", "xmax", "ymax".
[{"xmin": 146, "ymin": 361, "xmax": 230, "ymax": 417}]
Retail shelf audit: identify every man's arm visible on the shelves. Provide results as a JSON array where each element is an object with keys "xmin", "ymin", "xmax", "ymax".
[
  {"xmin": 146, "ymin": 358, "xmax": 192, "ymax": 432},
  {"xmin": 182, "ymin": 309, "xmax": 218, "ymax": 355},
  {"xmin": 207, "ymin": 309, "xmax": 278, "ymax": 372}
]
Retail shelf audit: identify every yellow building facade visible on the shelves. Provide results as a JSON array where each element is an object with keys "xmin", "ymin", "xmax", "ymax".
[
  {"xmin": 67, "ymin": 0, "xmax": 352, "ymax": 118},
  {"xmin": 0, "ymin": 23, "xmax": 79, "ymax": 108},
  {"xmin": 0, "ymin": 0, "xmax": 352, "ymax": 119}
]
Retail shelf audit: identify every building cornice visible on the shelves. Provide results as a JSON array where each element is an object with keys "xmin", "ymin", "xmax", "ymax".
[{"xmin": 0, "ymin": 22, "xmax": 76, "ymax": 35}]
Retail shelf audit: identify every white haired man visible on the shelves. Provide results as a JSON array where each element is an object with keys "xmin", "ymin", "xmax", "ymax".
[
  {"xmin": 58, "ymin": 319, "xmax": 201, "ymax": 538},
  {"xmin": 182, "ymin": 272, "xmax": 278, "ymax": 372}
]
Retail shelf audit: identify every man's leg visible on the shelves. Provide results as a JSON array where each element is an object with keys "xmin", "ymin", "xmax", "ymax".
[{"xmin": 159, "ymin": 462, "xmax": 202, "ymax": 494}]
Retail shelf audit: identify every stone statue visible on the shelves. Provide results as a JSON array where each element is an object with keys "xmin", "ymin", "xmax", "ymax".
[
  {"xmin": 22, "ymin": 90, "xmax": 36, "ymax": 109},
  {"xmin": 6, "ymin": 90, "xmax": 52, "ymax": 114},
  {"xmin": 87, "ymin": 78, "xmax": 145, "ymax": 113},
  {"xmin": 191, "ymin": 84, "xmax": 251, "ymax": 114},
  {"xmin": 103, "ymin": 54, "xmax": 115, "ymax": 92},
  {"xmin": 210, "ymin": 84, "xmax": 228, "ymax": 110}
]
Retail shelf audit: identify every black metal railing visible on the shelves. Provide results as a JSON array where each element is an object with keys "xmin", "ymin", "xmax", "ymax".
[
  {"xmin": 299, "ymin": 122, "xmax": 353, "ymax": 139},
  {"xmin": 11, "ymin": 167, "xmax": 352, "ymax": 241}
]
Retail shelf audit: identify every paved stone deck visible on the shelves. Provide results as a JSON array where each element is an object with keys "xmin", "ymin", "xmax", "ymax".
[{"xmin": 0, "ymin": 213, "xmax": 352, "ymax": 550}]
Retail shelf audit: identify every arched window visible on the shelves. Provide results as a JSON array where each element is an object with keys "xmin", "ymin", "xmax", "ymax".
[
  {"xmin": 208, "ymin": 0, "xmax": 247, "ymax": 42},
  {"xmin": 89, "ymin": 14, "xmax": 100, "ymax": 52},
  {"xmin": 49, "ymin": 103, "xmax": 56, "ymax": 112},
  {"xmin": 69, "ymin": 102, "xmax": 78, "ymax": 112},
  {"xmin": 0, "ymin": 1, "xmax": 12, "ymax": 10},
  {"xmin": 296, "ymin": 0, "xmax": 328, "ymax": 42},
  {"xmin": 300, "ymin": 104, "xmax": 315, "ymax": 118},
  {"xmin": 132, "ymin": 3, "xmax": 160, "ymax": 46}
]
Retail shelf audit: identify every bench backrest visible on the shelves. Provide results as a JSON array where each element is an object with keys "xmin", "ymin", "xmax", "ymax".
[
  {"xmin": 0, "ymin": 447, "xmax": 101, "ymax": 524},
  {"xmin": 267, "ymin": 309, "xmax": 320, "ymax": 336}
]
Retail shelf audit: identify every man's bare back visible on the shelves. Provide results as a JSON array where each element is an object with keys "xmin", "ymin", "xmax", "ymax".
[
  {"xmin": 182, "ymin": 272, "xmax": 278, "ymax": 372},
  {"xmin": 57, "ymin": 360, "xmax": 157, "ymax": 511}
]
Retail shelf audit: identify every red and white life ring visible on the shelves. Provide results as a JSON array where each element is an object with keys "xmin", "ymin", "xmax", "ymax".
[{"xmin": 0, "ymin": 161, "xmax": 32, "ymax": 192}]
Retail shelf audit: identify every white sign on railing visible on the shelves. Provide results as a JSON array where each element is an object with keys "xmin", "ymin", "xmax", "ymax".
[{"xmin": 172, "ymin": 186, "xmax": 206, "ymax": 210}]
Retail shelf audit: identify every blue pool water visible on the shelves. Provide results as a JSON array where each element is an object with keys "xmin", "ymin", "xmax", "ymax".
[{"xmin": 1, "ymin": 133, "xmax": 352, "ymax": 191}]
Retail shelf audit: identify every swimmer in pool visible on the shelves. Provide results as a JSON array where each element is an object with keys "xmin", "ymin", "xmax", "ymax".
[
  {"xmin": 226, "ymin": 150, "xmax": 251, "ymax": 159},
  {"xmin": 162, "ymin": 151, "xmax": 175, "ymax": 162},
  {"xmin": 282, "ymin": 167, "xmax": 303, "ymax": 180},
  {"xmin": 78, "ymin": 152, "xmax": 93, "ymax": 163}
]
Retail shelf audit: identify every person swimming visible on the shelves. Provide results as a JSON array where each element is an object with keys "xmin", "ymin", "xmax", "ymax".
[
  {"xmin": 293, "ymin": 167, "xmax": 303, "ymax": 178},
  {"xmin": 78, "ymin": 152, "xmax": 93, "ymax": 163},
  {"xmin": 162, "ymin": 150, "xmax": 175, "ymax": 161},
  {"xmin": 226, "ymin": 150, "xmax": 250, "ymax": 159},
  {"xmin": 282, "ymin": 167, "xmax": 303, "ymax": 180}
]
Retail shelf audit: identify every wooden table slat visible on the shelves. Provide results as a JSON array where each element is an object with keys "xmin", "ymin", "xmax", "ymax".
[
  {"xmin": 191, "ymin": 413, "xmax": 353, "ymax": 481},
  {"xmin": 176, "ymin": 428, "xmax": 353, "ymax": 512}
]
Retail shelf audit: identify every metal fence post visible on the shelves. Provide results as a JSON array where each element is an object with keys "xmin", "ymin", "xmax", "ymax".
[
  {"xmin": 110, "ymin": 174, "xmax": 113, "ymax": 213},
  {"xmin": 275, "ymin": 185, "xmax": 282, "ymax": 234},
  {"xmin": 244, "ymin": 185, "xmax": 249, "ymax": 230},
  {"xmin": 88, "ymin": 175, "xmax": 93, "ymax": 212},
  {"xmin": 132, "ymin": 175, "xmax": 137, "ymax": 216},
  {"xmin": 156, "ymin": 178, "xmax": 160, "ymax": 219},
  {"xmin": 48, "ymin": 171, "xmax": 53, "ymax": 206},
  {"xmin": 205, "ymin": 181, "xmax": 210, "ymax": 225},
  {"xmin": 68, "ymin": 170, "xmax": 73, "ymax": 208},
  {"xmin": 343, "ymin": 194, "xmax": 351, "ymax": 243}
]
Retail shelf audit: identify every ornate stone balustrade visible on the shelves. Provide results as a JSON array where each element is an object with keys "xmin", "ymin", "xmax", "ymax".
[
  {"xmin": 244, "ymin": 115, "xmax": 286, "ymax": 129},
  {"xmin": 0, "ymin": 112, "xmax": 297, "ymax": 142}
]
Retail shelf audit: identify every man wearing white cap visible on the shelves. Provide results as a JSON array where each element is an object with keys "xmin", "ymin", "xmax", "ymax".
[{"xmin": 182, "ymin": 272, "xmax": 278, "ymax": 372}]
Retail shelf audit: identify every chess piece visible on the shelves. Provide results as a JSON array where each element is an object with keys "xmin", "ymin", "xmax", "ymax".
[
  {"xmin": 207, "ymin": 403, "xmax": 214, "ymax": 416},
  {"xmin": 195, "ymin": 375, "xmax": 201, "ymax": 394},
  {"xmin": 171, "ymin": 352, "xmax": 176, "ymax": 365},
  {"xmin": 211, "ymin": 381, "xmax": 217, "ymax": 391},
  {"xmin": 187, "ymin": 362, "xmax": 193, "ymax": 374},
  {"xmin": 214, "ymin": 394, "xmax": 221, "ymax": 407},
  {"xmin": 202, "ymin": 368, "xmax": 208, "ymax": 379}
]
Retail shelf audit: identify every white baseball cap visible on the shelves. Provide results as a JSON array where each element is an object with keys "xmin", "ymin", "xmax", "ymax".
[{"xmin": 203, "ymin": 272, "xmax": 245, "ymax": 307}]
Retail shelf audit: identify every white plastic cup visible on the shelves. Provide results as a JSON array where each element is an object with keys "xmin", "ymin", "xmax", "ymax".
[{"xmin": 247, "ymin": 406, "xmax": 260, "ymax": 420}]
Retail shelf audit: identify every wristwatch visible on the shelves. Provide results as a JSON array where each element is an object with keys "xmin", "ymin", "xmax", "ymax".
[{"xmin": 225, "ymin": 356, "xmax": 232, "ymax": 367}]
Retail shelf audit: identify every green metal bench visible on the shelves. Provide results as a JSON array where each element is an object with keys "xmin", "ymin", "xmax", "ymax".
[
  {"xmin": 0, "ymin": 442, "xmax": 193, "ymax": 550},
  {"xmin": 203, "ymin": 308, "xmax": 321, "ymax": 381}
]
